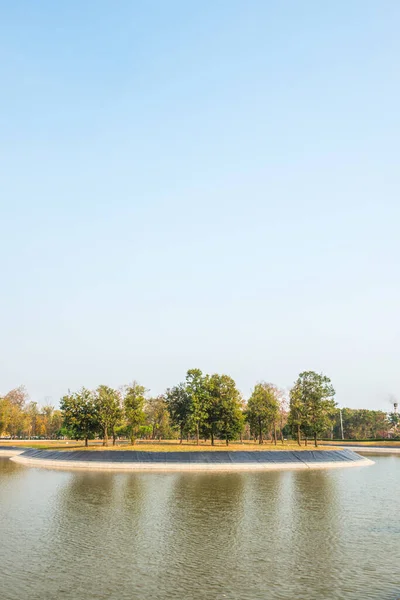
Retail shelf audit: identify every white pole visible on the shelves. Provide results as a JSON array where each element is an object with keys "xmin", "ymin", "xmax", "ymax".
[{"xmin": 340, "ymin": 409, "xmax": 344, "ymax": 440}]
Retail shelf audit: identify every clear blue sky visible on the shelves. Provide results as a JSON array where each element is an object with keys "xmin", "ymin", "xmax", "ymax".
[{"xmin": 1, "ymin": 1, "xmax": 399, "ymax": 409}]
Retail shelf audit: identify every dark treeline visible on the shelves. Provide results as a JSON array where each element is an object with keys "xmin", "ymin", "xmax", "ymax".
[{"xmin": 1, "ymin": 370, "xmax": 399, "ymax": 445}]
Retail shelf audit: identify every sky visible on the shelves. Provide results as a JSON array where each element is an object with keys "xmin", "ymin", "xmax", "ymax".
[{"xmin": 1, "ymin": 1, "xmax": 399, "ymax": 409}]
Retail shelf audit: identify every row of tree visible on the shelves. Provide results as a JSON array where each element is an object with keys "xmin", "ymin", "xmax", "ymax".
[
  {"xmin": 1, "ymin": 371, "xmax": 398, "ymax": 446},
  {"xmin": 0, "ymin": 386, "xmax": 63, "ymax": 439},
  {"xmin": 58, "ymin": 370, "xmax": 245, "ymax": 446},
  {"xmin": 332, "ymin": 408, "xmax": 398, "ymax": 440}
]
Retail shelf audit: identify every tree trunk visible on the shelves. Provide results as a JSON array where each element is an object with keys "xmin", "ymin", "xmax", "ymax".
[
  {"xmin": 314, "ymin": 432, "xmax": 318, "ymax": 447},
  {"xmin": 103, "ymin": 429, "xmax": 108, "ymax": 446},
  {"xmin": 211, "ymin": 428, "xmax": 214, "ymax": 446},
  {"xmin": 85, "ymin": 437, "xmax": 88, "ymax": 447},
  {"xmin": 196, "ymin": 423, "xmax": 200, "ymax": 446},
  {"xmin": 180, "ymin": 425, "xmax": 183, "ymax": 444},
  {"xmin": 297, "ymin": 424, "xmax": 301, "ymax": 446},
  {"xmin": 273, "ymin": 422, "xmax": 277, "ymax": 445},
  {"xmin": 259, "ymin": 418, "xmax": 263, "ymax": 444},
  {"xmin": 226, "ymin": 438, "xmax": 229, "ymax": 446},
  {"xmin": 130, "ymin": 435, "xmax": 136, "ymax": 445}
]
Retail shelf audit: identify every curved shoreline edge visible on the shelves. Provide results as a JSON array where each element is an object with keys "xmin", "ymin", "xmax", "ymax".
[
  {"xmin": 0, "ymin": 448, "xmax": 374, "ymax": 472},
  {"xmin": 327, "ymin": 445, "xmax": 400, "ymax": 454},
  {"xmin": 0, "ymin": 449, "xmax": 23, "ymax": 457}
]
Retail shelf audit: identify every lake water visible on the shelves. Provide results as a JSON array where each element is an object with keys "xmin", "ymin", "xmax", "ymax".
[{"xmin": 0, "ymin": 455, "xmax": 399, "ymax": 600}]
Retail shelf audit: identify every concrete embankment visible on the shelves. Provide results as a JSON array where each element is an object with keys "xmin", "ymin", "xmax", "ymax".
[{"xmin": 8, "ymin": 448, "xmax": 374, "ymax": 472}]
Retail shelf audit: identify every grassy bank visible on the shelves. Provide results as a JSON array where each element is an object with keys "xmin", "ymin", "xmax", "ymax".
[{"xmin": 0, "ymin": 439, "xmax": 334, "ymax": 452}]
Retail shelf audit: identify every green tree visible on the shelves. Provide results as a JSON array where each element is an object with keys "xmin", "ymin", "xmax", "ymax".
[
  {"xmin": 186, "ymin": 369, "xmax": 208, "ymax": 445},
  {"xmin": 146, "ymin": 396, "xmax": 173, "ymax": 439},
  {"xmin": 332, "ymin": 408, "xmax": 391, "ymax": 440},
  {"xmin": 0, "ymin": 386, "xmax": 29, "ymax": 438},
  {"xmin": 247, "ymin": 382, "xmax": 280, "ymax": 444},
  {"xmin": 290, "ymin": 371, "xmax": 336, "ymax": 447},
  {"xmin": 60, "ymin": 388, "xmax": 98, "ymax": 446},
  {"xmin": 206, "ymin": 374, "xmax": 244, "ymax": 445},
  {"xmin": 95, "ymin": 385, "xmax": 123, "ymax": 446},
  {"xmin": 278, "ymin": 393, "xmax": 289, "ymax": 444},
  {"xmin": 389, "ymin": 411, "xmax": 399, "ymax": 432},
  {"xmin": 288, "ymin": 383, "xmax": 305, "ymax": 446},
  {"xmin": 42, "ymin": 404, "xmax": 54, "ymax": 438},
  {"xmin": 165, "ymin": 383, "xmax": 192, "ymax": 443},
  {"xmin": 0, "ymin": 397, "xmax": 12, "ymax": 437},
  {"xmin": 50, "ymin": 409, "xmax": 63, "ymax": 438},
  {"xmin": 138, "ymin": 424, "xmax": 152, "ymax": 439},
  {"xmin": 26, "ymin": 402, "xmax": 40, "ymax": 438},
  {"xmin": 369, "ymin": 410, "xmax": 389, "ymax": 439},
  {"xmin": 123, "ymin": 382, "xmax": 147, "ymax": 445}
]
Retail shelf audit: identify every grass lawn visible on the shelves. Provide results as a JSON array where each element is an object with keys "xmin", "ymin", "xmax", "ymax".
[{"xmin": 0, "ymin": 439, "xmax": 334, "ymax": 451}]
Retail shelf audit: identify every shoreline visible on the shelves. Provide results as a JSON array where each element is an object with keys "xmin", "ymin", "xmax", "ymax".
[
  {"xmin": 3, "ymin": 448, "xmax": 374, "ymax": 472},
  {"xmin": 0, "ymin": 447, "xmax": 26, "ymax": 457},
  {"xmin": 10, "ymin": 456, "xmax": 372, "ymax": 472},
  {"xmin": 332, "ymin": 445, "xmax": 400, "ymax": 454}
]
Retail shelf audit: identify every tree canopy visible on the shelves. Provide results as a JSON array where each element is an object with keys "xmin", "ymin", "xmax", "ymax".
[
  {"xmin": 1, "ymin": 370, "xmax": 396, "ymax": 445},
  {"xmin": 289, "ymin": 371, "xmax": 336, "ymax": 447},
  {"xmin": 247, "ymin": 383, "xmax": 281, "ymax": 444},
  {"xmin": 60, "ymin": 388, "xmax": 98, "ymax": 447},
  {"xmin": 124, "ymin": 382, "xmax": 147, "ymax": 445}
]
